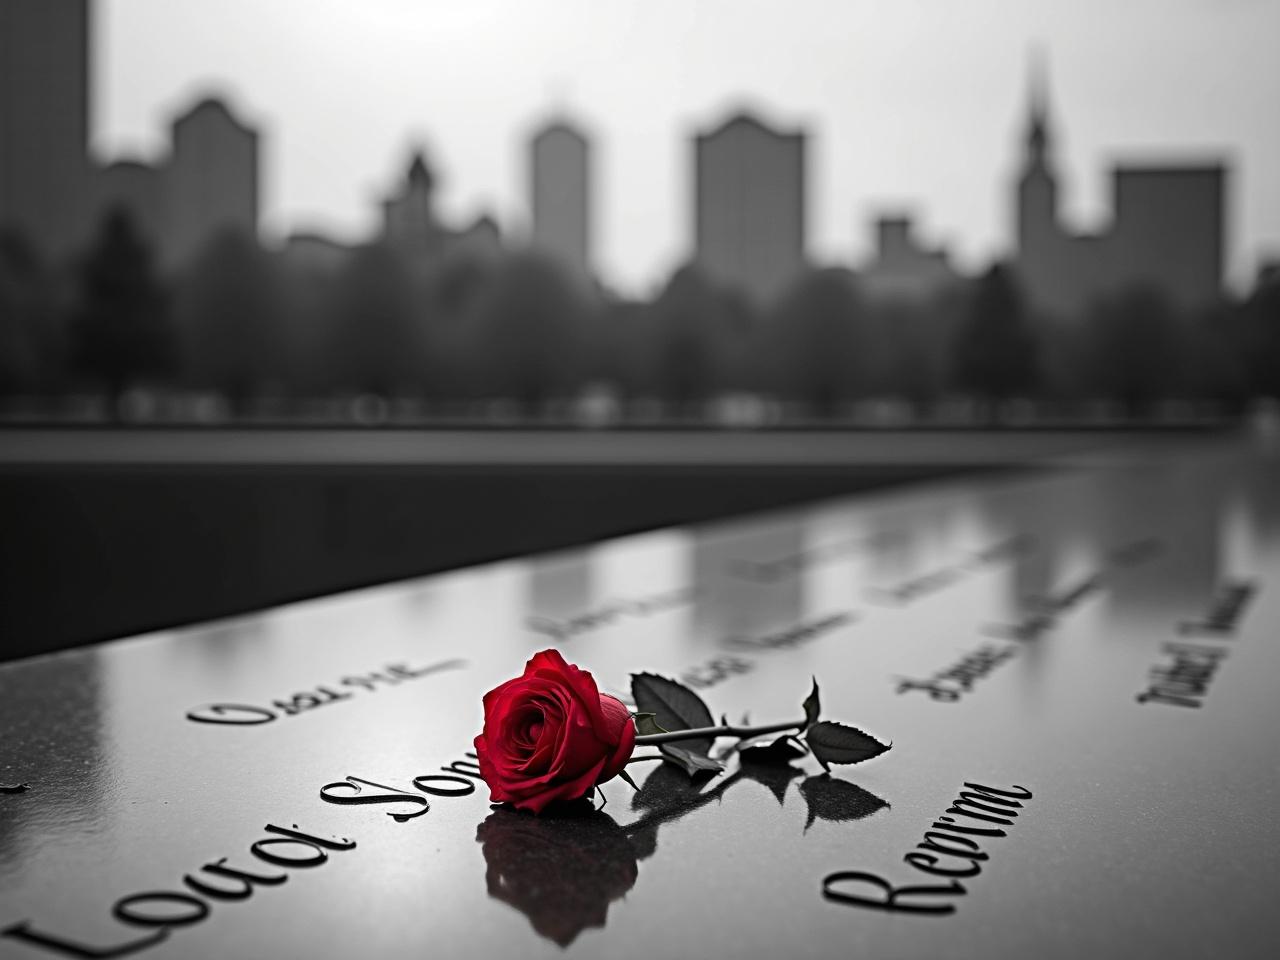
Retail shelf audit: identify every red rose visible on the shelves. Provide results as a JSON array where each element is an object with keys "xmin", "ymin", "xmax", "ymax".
[{"xmin": 474, "ymin": 649, "xmax": 636, "ymax": 814}]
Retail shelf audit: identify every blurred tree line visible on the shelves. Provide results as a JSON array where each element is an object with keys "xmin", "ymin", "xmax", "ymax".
[{"xmin": 2, "ymin": 207, "xmax": 1278, "ymax": 421}]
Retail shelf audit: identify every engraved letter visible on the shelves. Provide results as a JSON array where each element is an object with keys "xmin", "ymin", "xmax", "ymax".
[
  {"xmin": 320, "ymin": 776, "xmax": 430, "ymax": 822},
  {"xmin": 962, "ymin": 782, "xmax": 1031, "ymax": 800},
  {"xmin": 183, "ymin": 859, "xmax": 287, "ymax": 901},
  {"xmin": 930, "ymin": 816, "xmax": 1007, "ymax": 838},
  {"xmin": 262, "ymin": 823, "xmax": 357, "ymax": 851},
  {"xmin": 822, "ymin": 871, "xmax": 964, "ymax": 915},
  {"xmin": 904, "ymin": 852, "xmax": 981, "ymax": 879},
  {"xmin": 526, "ymin": 617, "xmax": 567, "ymax": 642},
  {"xmin": 439, "ymin": 759, "xmax": 484, "ymax": 781},
  {"xmin": 249, "ymin": 839, "xmax": 327, "ymax": 868},
  {"xmin": 112, "ymin": 893, "xmax": 209, "ymax": 927},
  {"xmin": 413, "ymin": 774, "xmax": 476, "ymax": 797},
  {"xmin": 1, "ymin": 922, "xmax": 167, "ymax": 959},
  {"xmin": 185, "ymin": 704, "xmax": 275, "ymax": 726},
  {"xmin": 1136, "ymin": 689, "xmax": 1201, "ymax": 708},
  {"xmin": 918, "ymin": 832, "xmax": 990, "ymax": 862},
  {"xmin": 942, "ymin": 783, "xmax": 1029, "ymax": 829}
]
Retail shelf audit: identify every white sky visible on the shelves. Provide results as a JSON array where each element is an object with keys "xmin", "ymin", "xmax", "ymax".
[{"xmin": 97, "ymin": 0, "xmax": 1279, "ymax": 295}]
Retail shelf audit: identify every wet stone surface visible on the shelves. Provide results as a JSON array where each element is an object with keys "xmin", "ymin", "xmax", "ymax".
[{"xmin": 1, "ymin": 434, "xmax": 1278, "ymax": 958}]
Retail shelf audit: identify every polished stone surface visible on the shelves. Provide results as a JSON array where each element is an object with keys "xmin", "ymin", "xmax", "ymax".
[{"xmin": 2, "ymin": 432, "xmax": 1278, "ymax": 958}]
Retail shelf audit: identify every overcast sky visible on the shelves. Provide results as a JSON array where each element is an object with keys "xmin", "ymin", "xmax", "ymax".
[{"xmin": 97, "ymin": 0, "xmax": 1279, "ymax": 294}]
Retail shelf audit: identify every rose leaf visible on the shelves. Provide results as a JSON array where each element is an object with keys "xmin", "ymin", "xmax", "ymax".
[
  {"xmin": 633, "ymin": 713, "xmax": 669, "ymax": 736},
  {"xmin": 801, "ymin": 677, "xmax": 821, "ymax": 729},
  {"xmin": 805, "ymin": 721, "xmax": 891, "ymax": 771},
  {"xmin": 661, "ymin": 745, "xmax": 725, "ymax": 778},
  {"xmin": 630, "ymin": 673, "xmax": 716, "ymax": 757},
  {"xmin": 617, "ymin": 768, "xmax": 641, "ymax": 791}
]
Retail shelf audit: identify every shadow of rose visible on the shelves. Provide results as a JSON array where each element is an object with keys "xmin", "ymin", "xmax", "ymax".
[{"xmin": 798, "ymin": 773, "xmax": 890, "ymax": 830}]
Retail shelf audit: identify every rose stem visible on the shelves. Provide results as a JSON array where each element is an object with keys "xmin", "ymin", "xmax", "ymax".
[
  {"xmin": 633, "ymin": 719, "xmax": 801, "ymax": 746},
  {"xmin": 625, "ymin": 754, "xmax": 667, "ymax": 765}
]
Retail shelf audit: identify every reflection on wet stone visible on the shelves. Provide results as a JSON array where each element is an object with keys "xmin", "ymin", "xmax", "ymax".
[
  {"xmin": 476, "ymin": 756, "xmax": 890, "ymax": 948},
  {"xmin": 692, "ymin": 520, "xmax": 804, "ymax": 642},
  {"xmin": 0, "ymin": 652, "xmax": 108, "ymax": 881},
  {"xmin": 476, "ymin": 804, "xmax": 638, "ymax": 948}
]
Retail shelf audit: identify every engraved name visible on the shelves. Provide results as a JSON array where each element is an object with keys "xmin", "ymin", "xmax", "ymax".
[
  {"xmin": 895, "ymin": 643, "xmax": 1018, "ymax": 702},
  {"xmin": 606, "ymin": 652, "xmax": 758, "ymax": 706},
  {"xmin": 1, "ymin": 824, "xmax": 356, "ymax": 958},
  {"xmin": 1136, "ymin": 641, "xmax": 1229, "ymax": 708},
  {"xmin": 986, "ymin": 538, "xmax": 1163, "ymax": 640},
  {"xmin": 726, "ymin": 612, "xmax": 855, "ymax": 651},
  {"xmin": 185, "ymin": 659, "xmax": 466, "ymax": 726},
  {"xmin": 987, "ymin": 571, "xmax": 1102, "ymax": 640},
  {"xmin": 318, "ymin": 751, "xmax": 487, "ymax": 821},
  {"xmin": 869, "ymin": 536, "xmax": 1033, "ymax": 605},
  {"xmin": 526, "ymin": 587, "xmax": 697, "ymax": 642},
  {"xmin": 681, "ymin": 655, "xmax": 755, "ymax": 690},
  {"xmin": 823, "ymin": 781, "xmax": 1034, "ymax": 916},
  {"xmin": 1178, "ymin": 579, "xmax": 1257, "ymax": 635},
  {"xmin": 728, "ymin": 530, "xmax": 905, "ymax": 583},
  {"xmin": 683, "ymin": 611, "xmax": 856, "ymax": 691}
]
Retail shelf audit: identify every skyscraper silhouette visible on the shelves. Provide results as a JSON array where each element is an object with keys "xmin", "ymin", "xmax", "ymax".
[
  {"xmin": 861, "ymin": 215, "xmax": 955, "ymax": 303},
  {"xmin": 530, "ymin": 119, "xmax": 592, "ymax": 280},
  {"xmin": 694, "ymin": 112, "xmax": 806, "ymax": 306},
  {"xmin": 1108, "ymin": 165, "xmax": 1223, "ymax": 311},
  {"xmin": 0, "ymin": 0, "xmax": 91, "ymax": 261},
  {"xmin": 167, "ymin": 97, "xmax": 260, "ymax": 267},
  {"xmin": 95, "ymin": 160, "xmax": 165, "ymax": 250}
]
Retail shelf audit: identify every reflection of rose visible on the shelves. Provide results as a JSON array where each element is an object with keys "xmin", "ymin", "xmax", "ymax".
[
  {"xmin": 475, "ymin": 649, "xmax": 636, "ymax": 814},
  {"xmin": 476, "ymin": 805, "xmax": 639, "ymax": 947}
]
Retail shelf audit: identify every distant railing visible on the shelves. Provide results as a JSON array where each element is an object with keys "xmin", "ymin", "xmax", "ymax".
[{"xmin": 0, "ymin": 391, "xmax": 1257, "ymax": 430}]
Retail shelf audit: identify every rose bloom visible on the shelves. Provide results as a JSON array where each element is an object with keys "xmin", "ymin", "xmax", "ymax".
[{"xmin": 474, "ymin": 649, "xmax": 636, "ymax": 814}]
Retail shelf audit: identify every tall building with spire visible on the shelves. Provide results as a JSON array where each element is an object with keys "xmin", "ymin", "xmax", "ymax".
[
  {"xmin": 0, "ymin": 0, "xmax": 92, "ymax": 260},
  {"xmin": 529, "ymin": 119, "xmax": 591, "ymax": 280},
  {"xmin": 1012, "ymin": 55, "xmax": 1225, "ymax": 316},
  {"xmin": 383, "ymin": 150, "xmax": 446, "ymax": 257},
  {"xmin": 379, "ymin": 148, "xmax": 503, "ymax": 268},
  {"xmin": 1016, "ymin": 53, "xmax": 1058, "ymax": 274},
  {"xmin": 1012, "ymin": 52, "xmax": 1104, "ymax": 316}
]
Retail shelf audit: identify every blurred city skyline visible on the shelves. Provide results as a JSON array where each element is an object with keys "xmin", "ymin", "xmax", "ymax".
[{"xmin": 94, "ymin": 0, "xmax": 1280, "ymax": 295}]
